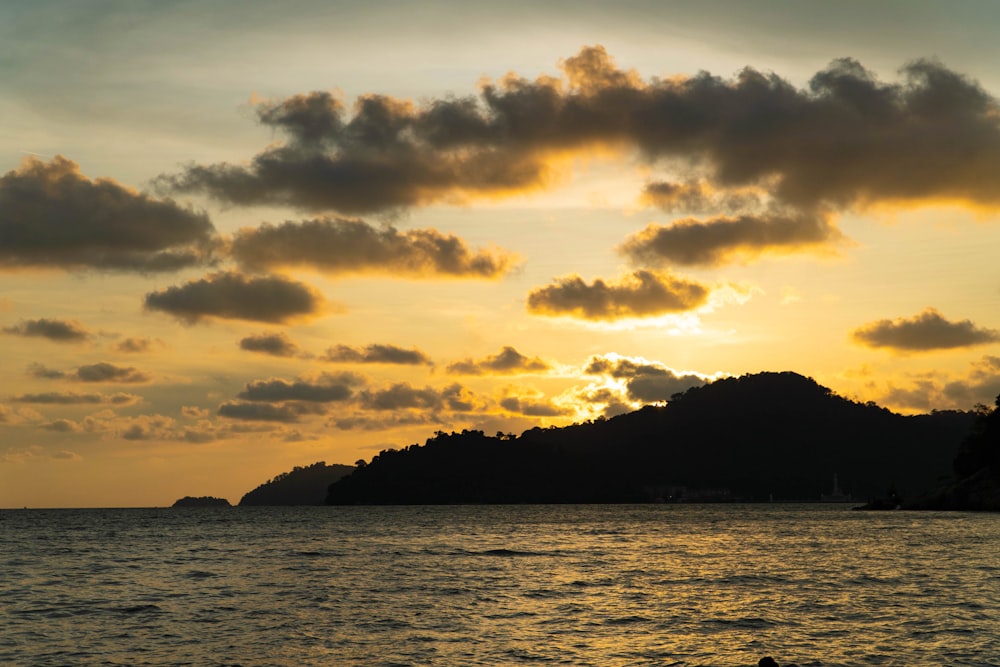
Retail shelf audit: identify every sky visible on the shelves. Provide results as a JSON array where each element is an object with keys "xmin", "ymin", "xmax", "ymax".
[{"xmin": 4, "ymin": 0, "xmax": 1000, "ymax": 508}]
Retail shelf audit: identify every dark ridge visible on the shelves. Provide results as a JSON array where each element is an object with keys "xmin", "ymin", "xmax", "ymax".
[
  {"xmin": 240, "ymin": 461, "xmax": 354, "ymax": 506},
  {"xmin": 326, "ymin": 371, "xmax": 975, "ymax": 505},
  {"xmin": 907, "ymin": 394, "xmax": 1000, "ymax": 511},
  {"xmin": 172, "ymin": 496, "xmax": 230, "ymax": 508}
]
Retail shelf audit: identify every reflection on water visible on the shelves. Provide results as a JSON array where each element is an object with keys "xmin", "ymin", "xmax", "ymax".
[{"xmin": 2, "ymin": 504, "xmax": 998, "ymax": 666}]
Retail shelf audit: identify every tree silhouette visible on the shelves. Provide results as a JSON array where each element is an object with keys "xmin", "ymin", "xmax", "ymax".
[
  {"xmin": 954, "ymin": 395, "xmax": 1000, "ymax": 478},
  {"xmin": 326, "ymin": 372, "xmax": 975, "ymax": 505}
]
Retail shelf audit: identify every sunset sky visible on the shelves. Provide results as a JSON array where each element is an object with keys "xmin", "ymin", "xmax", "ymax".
[{"xmin": 4, "ymin": 0, "xmax": 1000, "ymax": 508}]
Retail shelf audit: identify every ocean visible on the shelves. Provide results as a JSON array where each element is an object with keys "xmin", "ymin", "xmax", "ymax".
[{"xmin": 2, "ymin": 504, "xmax": 998, "ymax": 666}]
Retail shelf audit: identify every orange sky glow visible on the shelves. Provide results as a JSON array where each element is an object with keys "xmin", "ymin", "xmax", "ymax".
[{"xmin": 4, "ymin": 1, "xmax": 1000, "ymax": 507}]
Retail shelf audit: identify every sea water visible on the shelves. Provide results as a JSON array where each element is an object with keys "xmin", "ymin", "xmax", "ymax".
[{"xmin": 1, "ymin": 504, "xmax": 998, "ymax": 667}]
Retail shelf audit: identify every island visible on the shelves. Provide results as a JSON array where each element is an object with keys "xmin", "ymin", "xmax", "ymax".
[
  {"xmin": 325, "ymin": 372, "xmax": 976, "ymax": 505},
  {"xmin": 172, "ymin": 496, "xmax": 231, "ymax": 508},
  {"xmin": 239, "ymin": 462, "xmax": 354, "ymax": 505}
]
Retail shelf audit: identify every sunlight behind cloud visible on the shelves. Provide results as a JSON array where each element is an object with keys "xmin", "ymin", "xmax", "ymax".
[{"xmin": 5, "ymin": 2, "xmax": 1000, "ymax": 507}]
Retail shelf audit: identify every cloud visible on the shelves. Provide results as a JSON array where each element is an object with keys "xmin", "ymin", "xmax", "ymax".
[
  {"xmin": 440, "ymin": 383, "xmax": 480, "ymax": 412},
  {"xmin": 118, "ymin": 415, "xmax": 179, "ymax": 441},
  {"xmin": 332, "ymin": 412, "xmax": 442, "ymax": 431},
  {"xmin": 359, "ymin": 383, "xmax": 448, "ymax": 411},
  {"xmin": 865, "ymin": 356, "xmax": 1000, "ymax": 412},
  {"xmin": 3, "ymin": 318, "xmax": 91, "ymax": 342},
  {"xmin": 74, "ymin": 362, "xmax": 151, "ymax": 383},
  {"xmin": 852, "ymin": 308, "xmax": 1000, "ymax": 352},
  {"xmin": 0, "ymin": 156, "xmax": 216, "ymax": 272},
  {"xmin": 527, "ymin": 270, "xmax": 710, "ymax": 321},
  {"xmin": 69, "ymin": 408, "xmax": 262, "ymax": 441},
  {"xmin": 499, "ymin": 395, "xmax": 569, "ymax": 417},
  {"xmin": 641, "ymin": 180, "xmax": 762, "ymax": 214},
  {"xmin": 322, "ymin": 343, "xmax": 432, "ymax": 365},
  {"xmin": 70, "ymin": 407, "xmax": 273, "ymax": 441},
  {"xmin": 11, "ymin": 391, "xmax": 141, "ymax": 405},
  {"xmin": 144, "ymin": 271, "xmax": 325, "ymax": 324},
  {"xmin": 116, "ymin": 337, "xmax": 162, "ymax": 353},
  {"xmin": 879, "ymin": 379, "xmax": 940, "ymax": 412},
  {"xmin": 571, "ymin": 385, "xmax": 633, "ymax": 418},
  {"xmin": 619, "ymin": 211, "xmax": 841, "ymax": 266},
  {"xmin": 230, "ymin": 217, "xmax": 515, "ymax": 279},
  {"xmin": 0, "ymin": 445, "xmax": 43, "ymax": 463},
  {"xmin": 24, "ymin": 361, "xmax": 150, "ymax": 384},
  {"xmin": 585, "ymin": 354, "xmax": 710, "ymax": 402},
  {"xmin": 217, "ymin": 401, "xmax": 307, "ymax": 423},
  {"xmin": 181, "ymin": 406, "xmax": 211, "ymax": 419},
  {"xmin": 0, "ymin": 404, "xmax": 45, "ymax": 426},
  {"xmin": 943, "ymin": 356, "xmax": 1000, "ymax": 406},
  {"xmin": 239, "ymin": 332, "xmax": 302, "ymax": 357},
  {"xmin": 618, "ymin": 371, "xmax": 704, "ymax": 404},
  {"xmin": 160, "ymin": 48, "xmax": 1000, "ymax": 216},
  {"xmin": 446, "ymin": 346, "xmax": 549, "ymax": 375},
  {"xmin": 43, "ymin": 419, "xmax": 82, "ymax": 433},
  {"xmin": 217, "ymin": 371, "xmax": 365, "ymax": 423},
  {"xmin": 26, "ymin": 363, "xmax": 69, "ymax": 380},
  {"xmin": 182, "ymin": 428, "xmax": 219, "ymax": 444},
  {"xmin": 237, "ymin": 372, "xmax": 363, "ymax": 403}
]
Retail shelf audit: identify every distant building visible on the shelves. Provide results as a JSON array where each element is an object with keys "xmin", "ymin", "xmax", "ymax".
[{"xmin": 820, "ymin": 474, "xmax": 853, "ymax": 502}]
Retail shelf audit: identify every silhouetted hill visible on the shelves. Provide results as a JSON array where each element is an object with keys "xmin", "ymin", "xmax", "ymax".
[
  {"xmin": 173, "ymin": 496, "xmax": 230, "ymax": 507},
  {"xmin": 909, "ymin": 394, "xmax": 1000, "ymax": 511},
  {"xmin": 326, "ymin": 372, "xmax": 975, "ymax": 505},
  {"xmin": 240, "ymin": 461, "xmax": 354, "ymax": 506}
]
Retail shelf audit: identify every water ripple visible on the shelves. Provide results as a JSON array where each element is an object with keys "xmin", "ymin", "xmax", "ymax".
[{"xmin": 1, "ymin": 505, "xmax": 998, "ymax": 667}]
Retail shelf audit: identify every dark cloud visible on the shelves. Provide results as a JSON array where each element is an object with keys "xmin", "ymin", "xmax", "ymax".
[
  {"xmin": 43, "ymin": 419, "xmax": 82, "ymax": 432},
  {"xmin": 239, "ymin": 332, "xmax": 302, "ymax": 357},
  {"xmin": 620, "ymin": 211, "xmax": 840, "ymax": 266},
  {"xmin": 880, "ymin": 380, "xmax": 940, "ymax": 412},
  {"xmin": 585, "ymin": 355, "xmax": 708, "ymax": 402},
  {"xmin": 25, "ymin": 361, "xmax": 150, "ymax": 383},
  {"xmin": 3, "ymin": 318, "xmax": 90, "ymax": 342},
  {"xmin": 499, "ymin": 396, "xmax": 569, "ymax": 417},
  {"xmin": 144, "ymin": 271, "xmax": 325, "ymax": 324},
  {"xmin": 237, "ymin": 372, "xmax": 363, "ymax": 403},
  {"xmin": 74, "ymin": 362, "xmax": 150, "ymax": 383},
  {"xmin": 359, "ymin": 383, "xmax": 448, "ymax": 411},
  {"xmin": 217, "ymin": 401, "xmax": 303, "ymax": 423},
  {"xmin": 122, "ymin": 424, "xmax": 152, "ymax": 440},
  {"xmin": 852, "ymin": 308, "xmax": 1000, "ymax": 352},
  {"xmin": 230, "ymin": 217, "xmax": 515, "ymax": 279},
  {"xmin": 322, "ymin": 343, "xmax": 432, "ymax": 365},
  {"xmin": 527, "ymin": 270, "xmax": 709, "ymax": 321},
  {"xmin": 0, "ymin": 156, "xmax": 217, "ymax": 272},
  {"xmin": 116, "ymin": 337, "xmax": 160, "ymax": 353},
  {"xmin": 575, "ymin": 387, "xmax": 633, "ymax": 418},
  {"xmin": 160, "ymin": 48, "xmax": 1000, "ymax": 217},
  {"xmin": 641, "ymin": 181, "xmax": 761, "ymax": 214},
  {"xmin": 182, "ymin": 428, "xmax": 218, "ymax": 444},
  {"xmin": 181, "ymin": 406, "xmax": 210, "ymax": 419},
  {"xmin": 27, "ymin": 363, "xmax": 69, "ymax": 380},
  {"xmin": 943, "ymin": 356, "xmax": 1000, "ymax": 406},
  {"xmin": 446, "ymin": 346, "xmax": 549, "ymax": 375},
  {"xmin": 625, "ymin": 374, "xmax": 706, "ymax": 403},
  {"xmin": 441, "ymin": 383, "xmax": 478, "ymax": 412},
  {"xmin": 12, "ymin": 391, "xmax": 140, "ymax": 405},
  {"xmin": 108, "ymin": 393, "xmax": 142, "ymax": 405},
  {"xmin": 332, "ymin": 412, "xmax": 442, "ymax": 432},
  {"xmin": 327, "ymin": 381, "xmax": 478, "ymax": 417}
]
